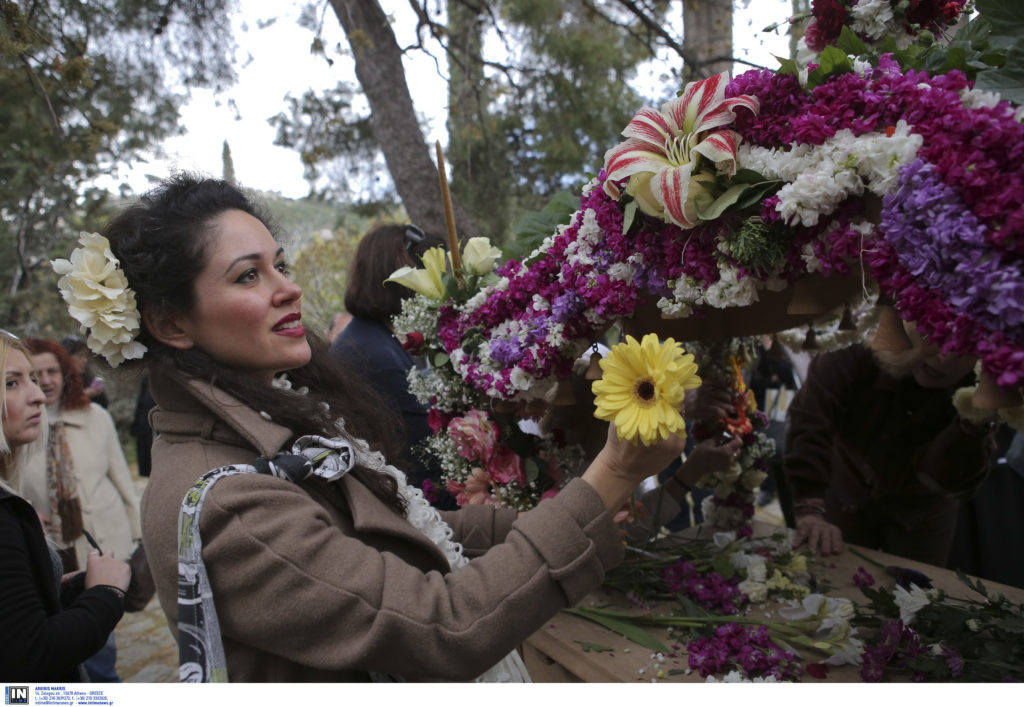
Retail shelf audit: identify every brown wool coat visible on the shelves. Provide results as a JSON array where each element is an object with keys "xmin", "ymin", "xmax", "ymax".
[{"xmin": 141, "ymin": 368, "xmax": 624, "ymax": 682}]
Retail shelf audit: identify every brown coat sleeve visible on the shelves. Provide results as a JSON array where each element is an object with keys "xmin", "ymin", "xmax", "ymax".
[
  {"xmin": 439, "ymin": 504, "xmax": 518, "ymax": 558},
  {"xmin": 200, "ymin": 476, "xmax": 622, "ymax": 681}
]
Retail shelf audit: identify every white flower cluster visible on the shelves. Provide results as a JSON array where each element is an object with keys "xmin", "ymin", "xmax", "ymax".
[
  {"xmin": 738, "ymin": 122, "xmax": 923, "ymax": 227},
  {"xmin": 51, "ymin": 232, "xmax": 147, "ymax": 368},
  {"xmin": 959, "ymin": 87, "xmax": 1024, "ymax": 123},
  {"xmin": 779, "ymin": 594, "xmax": 865, "ymax": 666},
  {"xmin": 892, "ymin": 583, "xmax": 939, "ymax": 624},
  {"xmin": 850, "ymin": 0, "xmax": 917, "ymax": 48}
]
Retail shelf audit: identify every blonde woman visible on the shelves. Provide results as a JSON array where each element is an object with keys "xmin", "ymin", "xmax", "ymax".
[
  {"xmin": 0, "ymin": 330, "xmax": 129, "ymax": 681},
  {"xmin": 21, "ymin": 337, "xmax": 141, "ymax": 681}
]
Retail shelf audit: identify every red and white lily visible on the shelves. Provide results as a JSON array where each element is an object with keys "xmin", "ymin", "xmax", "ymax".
[{"xmin": 603, "ymin": 72, "xmax": 759, "ymax": 229}]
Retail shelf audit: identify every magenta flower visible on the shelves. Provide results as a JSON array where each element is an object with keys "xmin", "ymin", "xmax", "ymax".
[{"xmin": 853, "ymin": 566, "xmax": 876, "ymax": 589}]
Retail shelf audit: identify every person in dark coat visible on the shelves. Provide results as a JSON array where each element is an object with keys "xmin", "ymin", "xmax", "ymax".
[
  {"xmin": 783, "ymin": 324, "xmax": 994, "ymax": 567},
  {"xmin": 328, "ymin": 224, "xmax": 457, "ymax": 508},
  {"xmin": 1, "ymin": 330, "xmax": 130, "ymax": 681}
]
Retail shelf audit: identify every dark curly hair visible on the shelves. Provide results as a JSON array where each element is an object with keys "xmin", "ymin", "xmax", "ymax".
[{"xmin": 102, "ymin": 174, "xmax": 408, "ymax": 514}]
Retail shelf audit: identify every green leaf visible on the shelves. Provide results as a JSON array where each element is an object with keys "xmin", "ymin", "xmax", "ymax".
[
  {"xmin": 836, "ymin": 26, "xmax": 870, "ymax": 57},
  {"xmin": 694, "ymin": 183, "xmax": 750, "ymax": 221},
  {"xmin": 775, "ymin": 56, "xmax": 799, "ymax": 76},
  {"xmin": 991, "ymin": 616, "xmax": 1024, "ymax": 635},
  {"xmin": 955, "ymin": 15, "xmax": 993, "ymax": 45},
  {"xmin": 574, "ymin": 640, "xmax": 613, "ymax": 653},
  {"xmin": 976, "ymin": 0, "xmax": 1024, "ymax": 36},
  {"xmin": 734, "ymin": 180, "xmax": 783, "ymax": 211},
  {"xmin": 711, "ymin": 552, "xmax": 736, "ymax": 580},
  {"xmin": 806, "ymin": 46, "xmax": 854, "ymax": 89},
  {"xmin": 565, "ymin": 608, "xmax": 670, "ymax": 653},
  {"xmin": 732, "ymin": 168, "xmax": 769, "ymax": 184},
  {"xmin": 974, "ymin": 40, "xmax": 1024, "ymax": 105},
  {"xmin": 622, "ymin": 199, "xmax": 640, "ymax": 234},
  {"xmin": 432, "ymin": 352, "xmax": 450, "ymax": 367}
]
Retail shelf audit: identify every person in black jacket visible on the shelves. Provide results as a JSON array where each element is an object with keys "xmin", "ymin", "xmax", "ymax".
[
  {"xmin": 328, "ymin": 224, "xmax": 458, "ymax": 508},
  {"xmin": 0, "ymin": 330, "xmax": 130, "ymax": 681},
  {"xmin": 783, "ymin": 324, "xmax": 993, "ymax": 566}
]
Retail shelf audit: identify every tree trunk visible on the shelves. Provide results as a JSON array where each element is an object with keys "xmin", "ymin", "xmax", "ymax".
[
  {"xmin": 329, "ymin": 0, "xmax": 477, "ymax": 241},
  {"xmin": 446, "ymin": 0, "xmax": 511, "ymax": 242},
  {"xmin": 682, "ymin": 0, "xmax": 734, "ymax": 82}
]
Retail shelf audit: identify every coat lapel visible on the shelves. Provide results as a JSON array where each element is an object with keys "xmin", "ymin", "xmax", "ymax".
[{"xmin": 150, "ymin": 368, "xmax": 451, "ymax": 572}]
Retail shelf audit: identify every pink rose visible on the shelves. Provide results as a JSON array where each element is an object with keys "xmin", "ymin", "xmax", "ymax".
[
  {"xmin": 448, "ymin": 409, "xmax": 498, "ymax": 461},
  {"xmin": 540, "ymin": 488, "xmax": 559, "ymax": 501},
  {"xmin": 487, "ymin": 445, "xmax": 525, "ymax": 487}
]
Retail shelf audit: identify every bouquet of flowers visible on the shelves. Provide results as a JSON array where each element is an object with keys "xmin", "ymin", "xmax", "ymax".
[
  {"xmin": 851, "ymin": 565, "xmax": 1024, "ymax": 682},
  {"xmin": 391, "ymin": 237, "xmax": 587, "ymax": 509}
]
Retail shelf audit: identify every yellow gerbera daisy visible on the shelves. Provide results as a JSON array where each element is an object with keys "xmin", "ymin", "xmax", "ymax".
[{"xmin": 592, "ymin": 333, "xmax": 702, "ymax": 446}]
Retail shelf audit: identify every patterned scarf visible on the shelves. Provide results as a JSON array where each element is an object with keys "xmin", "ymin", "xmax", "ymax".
[{"xmin": 47, "ymin": 420, "xmax": 84, "ymax": 545}]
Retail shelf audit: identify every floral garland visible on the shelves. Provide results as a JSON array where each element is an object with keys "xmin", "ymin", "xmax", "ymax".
[
  {"xmin": 687, "ymin": 343, "xmax": 774, "ymax": 530},
  {"xmin": 390, "ymin": 239, "xmax": 587, "ymax": 511}
]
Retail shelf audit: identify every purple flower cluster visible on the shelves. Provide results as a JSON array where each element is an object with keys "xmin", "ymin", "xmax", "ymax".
[
  {"xmin": 662, "ymin": 560, "xmax": 746, "ymax": 614},
  {"xmin": 881, "ymin": 158, "xmax": 1024, "ymax": 342},
  {"xmin": 686, "ymin": 623, "xmax": 804, "ymax": 680},
  {"xmin": 860, "ymin": 619, "xmax": 928, "ymax": 682},
  {"xmin": 729, "ymin": 57, "xmax": 1024, "ymax": 391}
]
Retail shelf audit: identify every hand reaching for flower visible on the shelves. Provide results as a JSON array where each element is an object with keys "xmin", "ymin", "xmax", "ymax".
[
  {"xmin": 677, "ymin": 436, "xmax": 744, "ymax": 487},
  {"xmin": 685, "ymin": 384, "xmax": 735, "ymax": 424},
  {"xmin": 583, "ymin": 421, "xmax": 687, "ymax": 514},
  {"xmin": 793, "ymin": 506, "xmax": 844, "ymax": 556}
]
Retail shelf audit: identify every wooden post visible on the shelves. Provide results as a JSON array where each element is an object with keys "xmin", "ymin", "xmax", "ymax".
[{"xmin": 435, "ymin": 141, "xmax": 463, "ymax": 281}]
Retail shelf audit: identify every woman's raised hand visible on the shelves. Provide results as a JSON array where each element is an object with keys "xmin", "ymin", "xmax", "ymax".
[
  {"xmin": 582, "ymin": 422, "xmax": 687, "ymax": 513},
  {"xmin": 84, "ymin": 549, "xmax": 132, "ymax": 592}
]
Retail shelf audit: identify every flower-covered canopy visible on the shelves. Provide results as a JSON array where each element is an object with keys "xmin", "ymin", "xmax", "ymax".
[{"xmin": 391, "ymin": 0, "xmax": 1024, "ymax": 512}]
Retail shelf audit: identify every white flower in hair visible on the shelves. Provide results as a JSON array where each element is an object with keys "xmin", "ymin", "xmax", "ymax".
[{"xmin": 52, "ymin": 231, "xmax": 147, "ymax": 367}]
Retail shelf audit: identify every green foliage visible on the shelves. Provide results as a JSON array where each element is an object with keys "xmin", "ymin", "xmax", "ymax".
[
  {"xmin": 290, "ymin": 228, "xmax": 359, "ymax": 335},
  {"xmin": 1, "ymin": 0, "xmax": 236, "ymax": 331},
  {"xmin": 268, "ymin": 82, "xmax": 394, "ymax": 205},
  {"xmin": 504, "ymin": 189, "xmax": 579, "ymax": 262},
  {"xmin": 726, "ymin": 215, "xmax": 792, "ymax": 273},
  {"xmin": 972, "ymin": 0, "xmax": 1024, "ymax": 104}
]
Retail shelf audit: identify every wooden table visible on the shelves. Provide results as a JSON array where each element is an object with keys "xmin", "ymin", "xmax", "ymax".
[{"xmin": 522, "ymin": 521, "xmax": 1024, "ymax": 682}]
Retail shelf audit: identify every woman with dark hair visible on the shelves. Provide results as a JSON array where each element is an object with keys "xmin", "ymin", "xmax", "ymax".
[
  {"xmin": 21, "ymin": 337, "xmax": 140, "ymax": 681},
  {"xmin": 329, "ymin": 224, "xmax": 455, "ymax": 508},
  {"xmin": 56, "ymin": 174, "xmax": 686, "ymax": 682},
  {"xmin": 1, "ymin": 330, "xmax": 131, "ymax": 681}
]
